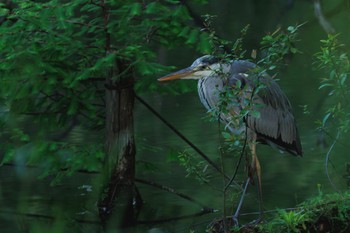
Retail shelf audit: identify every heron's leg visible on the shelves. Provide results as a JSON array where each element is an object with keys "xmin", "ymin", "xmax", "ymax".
[
  {"xmin": 232, "ymin": 177, "xmax": 250, "ymax": 225},
  {"xmin": 232, "ymin": 139, "xmax": 255, "ymax": 225},
  {"xmin": 232, "ymin": 134, "xmax": 263, "ymax": 225},
  {"xmin": 251, "ymin": 140, "xmax": 264, "ymax": 223}
]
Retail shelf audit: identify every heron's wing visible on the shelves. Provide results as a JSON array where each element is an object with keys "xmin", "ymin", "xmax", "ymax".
[{"xmin": 228, "ymin": 73, "xmax": 302, "ymax": 156}]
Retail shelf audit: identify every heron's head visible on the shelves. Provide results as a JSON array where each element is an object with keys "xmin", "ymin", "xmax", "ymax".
[{"xmin": 158, "ymin": 55, "xmax": 224, "ymax": 82}]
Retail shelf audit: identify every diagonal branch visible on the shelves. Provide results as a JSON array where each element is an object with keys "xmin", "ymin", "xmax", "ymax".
[
  {"xmin": 313, "ymin": 0, "xmax": 336, "ymax": 34},
  {"xmin": 136, "ymin": 178, "xmax": 215, "ymax": 210},
  {"xmin": 135, "ymin": 94, "xmax": 234, "ymax": 183}
]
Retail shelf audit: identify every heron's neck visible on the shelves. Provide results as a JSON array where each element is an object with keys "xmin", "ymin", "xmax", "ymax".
[{"xmin": 209, "ymin": 63, "xmax": 232, "ymax": 78}]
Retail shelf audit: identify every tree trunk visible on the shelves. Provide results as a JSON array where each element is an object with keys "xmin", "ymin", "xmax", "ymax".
[{"xmin": 98, "ymin": 59, "xmax": 140, "ymax": 229}]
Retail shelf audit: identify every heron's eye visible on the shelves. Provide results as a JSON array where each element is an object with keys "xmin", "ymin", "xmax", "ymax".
[{"xmin": 199, "ymin": 65, "xmax": 208, "ymax": 70}]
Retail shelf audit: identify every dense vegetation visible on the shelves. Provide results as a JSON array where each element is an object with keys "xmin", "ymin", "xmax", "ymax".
[{"xmin": 1, "ymin": 0, "xmax": 350, "ymax": 232}]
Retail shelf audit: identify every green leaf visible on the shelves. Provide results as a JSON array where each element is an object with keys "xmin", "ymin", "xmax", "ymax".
[
  {"xmin": 222, "ymin": 131, "xmax": 231, "ymax": 140},
  {"xmin": 199, "ymin": 33, "xmax": 212, "ymax": 53},
  {"xmin": 186, "ymin": 29, "xmax": 199, "ymax": 44},
  {"xmin": 340, "ymin": 74, "xmax": 347, "ymax": 85},
  {"xmin": 319, "ymin": 83, "xmax": 333, "ymax": 89},
  {"xmin": 322, "ymin": 112, "xmax": 332, "ymax": 126},
  {"xmin": 130, "ymin": 3, "xmax": 142, "ymax": 16},
  {"xmin": 290, "ymin": 47, "xmax": 298, "ymax": 54},
  {"xmin": 287, "ymin": 26, "xmax": 295, "ymax": 32}
]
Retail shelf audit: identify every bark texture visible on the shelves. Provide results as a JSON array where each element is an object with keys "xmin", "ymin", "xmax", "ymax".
[{"xmin": 99, "ymin": 59, "xmax": 139, "ymax": 228}]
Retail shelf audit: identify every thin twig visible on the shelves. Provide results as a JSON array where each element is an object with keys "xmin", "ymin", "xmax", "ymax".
[
  {"xmin": 2, "ymin": 162, "xmax": 100, "ymax": 174},
  {"xmin": 135, "ymin": 178, "xmax": 215, "ymax": 211},
  {"xmin": 217, "ymin": 120, "xmax": 228, "ymax": 231},
  {"xmin": 313, "ymin": 0, "xmax": 336, "ymax": 34},
  {"xmin": 224, "ymin": 126, "xmax": 248, "ymax": 191},
  {"xmin": 135, "ymin": 95, "xmax": 234, "ymax": 183},
  {"xmin": 325, "ymin": 130, "xmax": 340, "ymax": 192},
  {"xmin": 0, "ymin": 209, "xmax": 100, "ymax": 224},
  {"xmin": 321, "ymin": 129, "xmax": 348, "ymax": 149}
]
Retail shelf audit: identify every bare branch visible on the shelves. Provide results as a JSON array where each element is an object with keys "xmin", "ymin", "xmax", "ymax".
[{"xmin": 313, "ymin": 0, "xmax": 335, "ymax": 34}]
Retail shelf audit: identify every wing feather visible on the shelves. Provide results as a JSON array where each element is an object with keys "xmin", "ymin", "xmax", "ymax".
[{"xmin": 227, "ymin": 70, "xmax": 302, "ymax": 156}]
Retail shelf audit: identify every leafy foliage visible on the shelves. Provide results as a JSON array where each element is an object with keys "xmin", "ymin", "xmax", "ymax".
[
  {"xmin": 259, "ymin": 24, "xmax": 303, "ymax": 71},
  {"xmin": 257, "ymin": 192, "xmax": 350, "ymax": 233},
  {"xmin": 267, "ymin": 209, "xmax": 309, "ymax": 233},
  {"xmin": 0, "ymin": 0, "xmax": 210, "ymax": 180},
  {"xmin": 177, "ymin": 150, "xmax": 211, "ymax": 184},
  {"xmin": 315, "ymin": 34, "xmax": 350, "ymax": 133}
]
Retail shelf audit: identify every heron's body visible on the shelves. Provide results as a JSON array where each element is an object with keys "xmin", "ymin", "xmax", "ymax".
[
  {"xmin": 196, "ymin": 59, "xmax": 302, "ymax": 156},
  {"xmin": 158, "ymin": 55, "xmax": 302, "ymax": 224}
]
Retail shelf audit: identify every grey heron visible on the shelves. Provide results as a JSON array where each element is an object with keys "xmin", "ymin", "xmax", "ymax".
[{"xmin": 158, "ymin": 55, "xmax": 302, "ymax": 223}]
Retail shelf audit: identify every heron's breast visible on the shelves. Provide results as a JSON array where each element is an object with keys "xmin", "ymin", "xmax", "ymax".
[{"xmin": 197, "ymin": 76, "xmax": 224, "ymax": 111}]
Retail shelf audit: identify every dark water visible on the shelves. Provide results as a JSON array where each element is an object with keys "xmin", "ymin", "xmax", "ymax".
[
  {"xmin": 1, "ymin": 89, "xmax": 347, "ymax": 232},
  {"xmin": 134, "ymin": 91, "xmax": 348, "ymax": 232},
  {"xmin": 2, "ymin": 0, "xmax": 350, "ymax": 232}
]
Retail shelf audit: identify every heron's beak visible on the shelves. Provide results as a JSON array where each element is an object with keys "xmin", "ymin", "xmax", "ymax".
[{"xmin": 158, "ymin": 67, "xmax": 195, "ymax": 81}]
